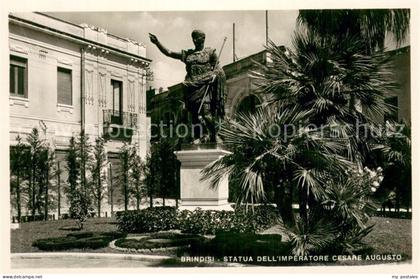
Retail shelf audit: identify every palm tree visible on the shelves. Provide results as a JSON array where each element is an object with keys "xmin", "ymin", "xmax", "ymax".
[
  {"xmin": 202, "ymin": 106, "xmax": 352, "ymax": 227},
  {"xmin": 252, "ymin": 30, "xmax": 395, "ymax": 163},
  {"xmin": 297, "ymin": 9, "xmax": 410, "ymax": 53},
  {"xmin": 203, "ymin": 25, "xmax": 395, "ymax": 246},
  {"xmin": 374, "ymin": 121, "xmax": 411, "ymax": 211},
  {"xmin": 298, "ymin": 9, "xmax": 411, "ymax": 214}
]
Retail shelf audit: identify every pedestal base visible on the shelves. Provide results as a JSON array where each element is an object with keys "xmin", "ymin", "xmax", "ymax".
[{"xmin": 175, "ymin": 147, "xmax": 232, "ymax": 211}]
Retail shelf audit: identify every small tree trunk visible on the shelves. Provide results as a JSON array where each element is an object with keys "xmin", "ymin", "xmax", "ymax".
[
  {"xmin": 124, "ymin": 170, "xmax": 128, "ymax": 211},
  {"xmin": 16, "ymin": 171, "xmax": 21, "ymax": 223},
  {"xmin": 299, "ymin": 184, "xmax": 308, "ymax": 227},
  {"xmin": 97, "ymin": 198, "xmax": 101, "ymax": 218},
  {"xmin": 31, "ymin": 166, "xmax": 36, "ymax": 218},
  {"xmin": 109, "ymin": 165, "xmax": 114, "ymax": 217},
  {"xmin": 136, "ymin": 184, "xmax": 140, "ymax": 210},
  {"xmin": 97, "ymin": 189, "xmax": 101, "ymax": 218},
  {"xmin": 275, "ymin": 182, "xmax": 295, "ymax": 228},
  {"xmin": 57, "ymin": 162, "xmax": 61, "ymax": 219},
  {"xmin": 97, "ymin": 173, "xmax": 102, "ymax": 217},
  {"xmin": 44, "ymin": 165, "xmax": 49, "ymax": 221}
]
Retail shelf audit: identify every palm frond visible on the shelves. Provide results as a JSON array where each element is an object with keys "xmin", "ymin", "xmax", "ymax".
[{"xmin": 279, "ymin": 216, "xmax": 337, "ymax": 256}]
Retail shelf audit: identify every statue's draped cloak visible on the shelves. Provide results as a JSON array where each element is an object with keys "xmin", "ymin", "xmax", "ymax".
[{"xmin": 180, "ymin": 47, "xmax": 225, "ymax": 118}]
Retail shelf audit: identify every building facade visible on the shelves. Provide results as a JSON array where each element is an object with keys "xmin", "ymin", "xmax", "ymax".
[{"xmin": 9, "ymin": 12, "xmax": 151, "ymax": 218}]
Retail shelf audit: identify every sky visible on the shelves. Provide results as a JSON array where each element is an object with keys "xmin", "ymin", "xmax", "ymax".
[{"xmin": 47, "ymin": 11, "xmax": 299, "ymax": 91}]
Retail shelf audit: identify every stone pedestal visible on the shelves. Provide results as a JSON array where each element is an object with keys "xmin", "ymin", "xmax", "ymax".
[{"xmin": 175, "ymin": 146, "xmax": 232, "ymax": 211}]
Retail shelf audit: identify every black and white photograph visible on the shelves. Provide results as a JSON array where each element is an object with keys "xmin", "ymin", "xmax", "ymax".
[{"xmin": 1, "ymin": 1, "xmax": 418, "ymax": 276}]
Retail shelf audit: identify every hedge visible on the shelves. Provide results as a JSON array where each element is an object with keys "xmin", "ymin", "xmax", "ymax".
[
  {"xmin": 116, "ymin": 205, "xmax": 279, "ymax": 234},
  {"xmin": 188, "ymin": 232, "xmax": 291, "ymax": 263},
  {"xmin": 179, "ymin": 205, "xmax": 279, "ymax": 234},
  {"xmin": 114, "ymin": 232, "xmax": 204, "ymax": 250},
  {"xmin": 116, "ymin": 206, "xmax": 178, "ymax": 233},
  {"xmin": 32, "ymin": 231, "xmax": 127, "ymax": 251}
]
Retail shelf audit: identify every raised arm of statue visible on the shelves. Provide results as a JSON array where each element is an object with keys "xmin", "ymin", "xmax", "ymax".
[{"xmin": 149, "ymin": 33, "xmax": 182, "ymax": 60}]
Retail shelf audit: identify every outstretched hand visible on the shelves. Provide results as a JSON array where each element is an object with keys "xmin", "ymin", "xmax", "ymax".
[{"xmin": 149, "ymin": 33, "xmax": 158, "ymax": 44}]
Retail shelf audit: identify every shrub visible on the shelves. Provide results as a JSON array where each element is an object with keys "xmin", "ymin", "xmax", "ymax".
[
  {"xmin": 178, "ymin": 209, "xmax": 235, "ymax": 234},
  {"xmin": 100, "ymin": 231, "xmax": 127, "ymax": 239},
  {"xmin": 115, "ymin": 205, "xmax": 279, "ymax": 235},
  {"xmin": 66, "ymin": 232, "xmax": 94, "ymax": 239},
  {"xmin": 116, "ymin": 206, "xmax": 178, "ymax": 233},
  {"xmin": 178, "ymin": 205, "xmax": 279, "ymax": 234},
  {"xmin": 32, "ymin": 231, "xmax": 126, "ymax": 251},
  {"xmin": 68, "ymin": 191, "xmax": 93, "ymax": 230},
  {"xmin": 189, "ymin": 232, "xmax": 291, "ymax": 264},
  {"xmin": 114, "ymin": 232, "xmax": 204, "ymax": 250}
]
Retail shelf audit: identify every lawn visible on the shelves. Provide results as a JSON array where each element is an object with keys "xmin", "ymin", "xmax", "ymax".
[
  {"xmin": 364, "ymin": 216, "xmax": 412, "ymax": 259},
  {"xmin": 11, "ymin": 217, "xmax": 118, "ymax": 253},
  {"xmin": 11, "ymin": 216, "xmax": 412, "ymax": 264}
]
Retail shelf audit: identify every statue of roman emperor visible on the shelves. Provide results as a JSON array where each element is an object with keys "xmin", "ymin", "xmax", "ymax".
[{"xmin": 149, "ymin": 30, "xmax": 225, "ymax": 143}]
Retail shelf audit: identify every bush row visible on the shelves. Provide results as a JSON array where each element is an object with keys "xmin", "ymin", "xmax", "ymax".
[
  {"xmin": 188, "ymin": 232, "xmax": 291, "ymax": 264},
  {"xmin": 116, "ymin": 205, "xmax": 279, "ymax": 234},
  {"xmin": 115, "ymin": 232, "xmax": 205, "ymax": 250},
  {"xmin": 115, "ymin": 206, "xmax": 178, "ymax": 233},
  {"xmin": 32, "ymin": 231, "xmax": 127, "ymax": 251}
]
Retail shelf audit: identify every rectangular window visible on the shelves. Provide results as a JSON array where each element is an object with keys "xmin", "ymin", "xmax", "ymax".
[
  {"xmin": 57, "ymin": 67, "xmax": 72, "ymax": 105},
  {"xmin": 111, "ymin": 80, "xmax": 123, "ymax": 124},
  {"xmin": 10, "ymin": 55, "xmax": 28, "ymax": 97}
]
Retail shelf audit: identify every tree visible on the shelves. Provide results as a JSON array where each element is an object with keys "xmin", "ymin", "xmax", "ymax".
[
  {"xmin": 119, "ymin": 143, "xmax": 132, "ymax": 211},
  {"xmin": 203, "ymin": 19, "xmax": 398, "ymax": 254},
  {"xmin": 152, "ymin": 139, "xmax": 179, "ymax": 206},
  {"xmin": 297, "ymin": 9, "xmax": 410, "ymax": 53},
  {"xmin": 202, "ymin": 106, "xmax": 352, "ymax": 227},
  {"xmin": 66, "ymin": 133, "xmax": 93, "ymax": 222},
  {"xmin": 130, "ymin": 145, "xmax": 144, "ymax": 210},
  {"xmin": 298, "ymin": 9, "xmax": 411, "ymax": 212},
  {"xmin": 39, "ymin": 144, "xmax": 55, "ymax": 221},
  {"xmin": 66, "ymin": 136, "xmax": 79, "ymax": 213},
  {"xmin": 69, "ymin": 191, "xmax": 92, "ymax": 230},
  {"xmin": 10, "ymin": 135, "xmax": 29, "ymax": 222},
  {"xmin": 374, "ymin": 121, "xmax": 411, "ymax": 211},
  {"xmin": 90, "ymin": 137, "xmax": 107, "ymax": 217},
  {"xmin": 56, "ymin": 161, "xmax": 62, "ymax": 218},
  {"xmin": 253, "ymin": 31, "xmax": 395, "ymax": 164},
  {"xmin": 143, "ymin": 152, "xmax": 160, "ymax": 208},
  {"xmin": 26, "ymin": 128, "xmax": 44, "ymax": 218},
  {"xmin": 77, "ymin": 131, "xmax": 92, "ymax": 201}
]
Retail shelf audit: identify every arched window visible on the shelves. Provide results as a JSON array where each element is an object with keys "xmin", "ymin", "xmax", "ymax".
[{"xmin": 236, "ymin": 95, "xmax": 261, "ymax": 116}]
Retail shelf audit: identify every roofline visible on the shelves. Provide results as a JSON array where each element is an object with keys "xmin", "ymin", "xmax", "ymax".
[
  {"xmin": 9, "ymin": 13, "xmax": 152, "ymax": 63},
  {"xmin": 36, "ymin": 12, "xmax": 143, "ymax": 48},
  {"xmin": 34, "ymin": 12, "xmax": 82, "ymax": 29},
  {"xmin": 223, "ymin": 49, "xmax": 267, "ymax": 69}
]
